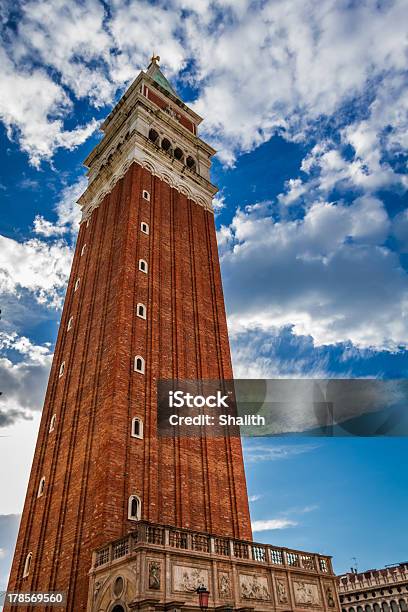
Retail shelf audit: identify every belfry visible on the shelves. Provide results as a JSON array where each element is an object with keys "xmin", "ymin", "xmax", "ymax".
[{"xmin": 6, "ymin": 59, "xmax": 340, "ymax": 611}]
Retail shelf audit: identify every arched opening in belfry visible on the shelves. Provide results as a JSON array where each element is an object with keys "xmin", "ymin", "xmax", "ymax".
[
  {"xmin": 186, "ymin": 155, "xmax": 196, "ymax": 170},
  {"xmin": 161, "ymin": 137, "xmax": 172, "ymax": 152},
  {"xmin": 174, "ymin": 147, "xmax": 184, "ymax": 161},
  {"xmin": 112, "ymin": 606, "xmax": 125, "ymax": 612},
  {"xmin": 148, "ymin": 128, "xmax": 159, "ymax": 144}
]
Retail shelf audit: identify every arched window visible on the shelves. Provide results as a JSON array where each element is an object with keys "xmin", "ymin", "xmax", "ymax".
[
  {"xmin": 365, "ymin": 605, "xmax": 373, "ymax": 612},
  {"xmin": 174, "ymin": 147, "xmax": 184, "ymax": 161},
  {"xmin": 148, "ymin": 128, "xmax": 159, "ymax": 144},
  {"xmin": 134, "ymin": 356, "xmax": 145, "ymax": 374},
  {"xmin": 131, "ymin": 417, "xmax": 143, "ymax": 439},
  {"xmin": 23, "ymin": 552, "xmax": 32, "ymax": 578},
  {"xmin": 128, "ymin": 495, "xmax": 141, "ymax": 520},
  {"xmin": 391, "ymin": 602, "xmax": 399, "ymax": 612},
  {"xmin": 81, "ymin": 244, "xmax": 86, "ymax": 256},
  {"xmin": 374, "ymin": 605, "xmax": 381, "ymax": 612},
  {"xmin": 67, "ymin": 316, "xmax": 74, "ymax": 331},
  {"xmin": 139, "ymin": 259, "xmax": 148, "ymax": 274},
  {"xmin": 186, "ymin": 156, "xmax": 196, "ymax": 170},
  {"xmin": 74, "ymin": 278, "xmax": 80, "ymax": 291},
  {"xmin": 59, "ymin": 362, "xmax": 65, "ymax": 377},
  {"xmin": 141, "ymin": 222, "xmax": 149, "ymax": 235},
  {"xmin": 112, "ymin": 605, "xmax": 125, "ymax": 612},
  {"xmin": 383, "ymin": 603, "xmax": 390, "ymax": 612},
  {"xmin": 161, "ymin": 138, "xmax": 171, "ymax": 152},
  {"xmin": 37, "ymin": 476, "xmax": 45, "ymax": 498},
  {"xmin": 357, "ymin": 606, "xmax": 364, "ymax": 612},
  {"xmin": 137, "ymin": 303, "xmax": 146, "ymax": 319},
  {"xmin": 399, "ymin": 599, "xmax": 408, "ymax": 611},
  {"xmin": 142, "ymin": 190, "xmax": 150, "ymax": 201},
  {"xmin": 49, "ymin": 414, "xmax": 56, "ymax": 433}
]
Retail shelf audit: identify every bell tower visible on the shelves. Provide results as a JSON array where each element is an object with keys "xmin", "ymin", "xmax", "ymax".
[{"xmin": 6, "ymin": 58, "xmax": 252, "ymax": 610}]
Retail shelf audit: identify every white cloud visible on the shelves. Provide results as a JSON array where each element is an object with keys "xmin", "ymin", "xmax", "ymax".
[
  {"xmin": 252, "ymin": 519, "xmax": 297, "ymax": 532},
  {"xmin": 0, "ymin": 234, "xmax": 73, "ymax": 308},
  {"xmin": 278, "ymin": 179, "xmax": 307, "ymax": 207},
  {"xmin": 212, "ymin": 193, "xmax": 226, "ymax": 213},
  {"xmin": 0, "ymin": 0, "xmax": 406, "ymax": 171},
  {"xmin": 221, "ymin": 197, "xmax": 408, "ymax": 349},
  {"xmin": 0, "ymin": 332, "xmax": 53, "ymax": 425},
  {"xmin": 33, "ymin": 176, "xmax": 86, "ymax": 237},
  {"xmin": 243, "ymin": 442, "xmax": 318, "ymax": 464},
  {"xmin": 231, "ymin": 326, "xmax": 333, "ymax": 379},
  {"xmin": 394, "ymin": 209, "xmax": 408, "ymax": 253},
  {"xmin": 0, "ymin": 47, "xmax": 98, "ymax": 167},
  {"xmin": 248, "ymin": 494, "xmax": 263, "ymax": 502}
]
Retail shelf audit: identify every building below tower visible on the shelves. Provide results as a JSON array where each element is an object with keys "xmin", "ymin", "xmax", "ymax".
[{"xmin": 88, "ymin": 520, "xmax": 340, "ymax": 611}]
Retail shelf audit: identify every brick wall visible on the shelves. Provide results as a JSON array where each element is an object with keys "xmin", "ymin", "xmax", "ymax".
[{"xmin": 6, "ymin": 162, "xmax": 252, "ymax": 611}]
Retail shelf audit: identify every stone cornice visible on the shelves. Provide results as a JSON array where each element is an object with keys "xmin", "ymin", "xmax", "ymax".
[{"xmin": 78, "ymin": 131, "xmax": 217, "ymax": 220}]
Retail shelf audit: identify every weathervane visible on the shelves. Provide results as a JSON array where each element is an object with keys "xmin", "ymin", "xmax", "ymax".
[{"xmin": 150, "ymin": 53, "xmax": 160, "ymax": 65}]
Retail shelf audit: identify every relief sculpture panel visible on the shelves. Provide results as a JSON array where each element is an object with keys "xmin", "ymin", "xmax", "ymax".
[
  {"xmin": 173, "ymin": 565, "xmax": 209, "ymax": 593},
  {"xmin": 293, "ymin": 580, "xmax": 321, "ymax": 607},
  {"xmin": 239, "ymin": 573, "xmax": 271, "ymax": 601}
]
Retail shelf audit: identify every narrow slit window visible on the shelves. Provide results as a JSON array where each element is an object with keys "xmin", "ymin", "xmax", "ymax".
[
  {"xmin": 142, "ymin": 190, "xmax": 150, "ymax": 201},
  {"xmin": 37, "ymin": 476, "xmax": 45, "ymax": 498},
  {"xmin": 23, "ymin": 552, "xmax": 32, "ymax": 578},
  {"xmin": 131, "ymin": 417, "xmax": 143, "ymax": 439},
  {"xmin": 139, "ymin": 259, "xmax": 148, "ymax": 274},
  {"xmin": 128, "ymin": 495, "xmax": 141, "ymax": 520},
  {"xmin": 141, "ymin": 222, "xmax": 149, "ymax": 235},
  {"xmin": 134, "ymin": 356, "xmax": 145, "ymax": 374},
  {"xmin": 49, "ymin": 414, "xmax": 56, "ymax": 433},
  {"xmin": 137, "ymin": 303, "xmax": 146, "ymax": 319},
  {"xmin": 74, "ymin": 278, "xmax": 80, "ymax": 292},
  {"xmin": 81, "ymin": 244, "xmax": 87, "ymax": 256},
  {"xmin": 67, "ymin": 316, "xmax": 73, "ymax": 331},
  {"xmin": 59, "ymin": 362, "xmax": 65, "ymax": 378}
]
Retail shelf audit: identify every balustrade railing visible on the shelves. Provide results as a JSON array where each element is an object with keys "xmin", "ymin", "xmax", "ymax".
[{"xmin": 93, "ymin": 520, "xmax": 333, "ymax": 575}]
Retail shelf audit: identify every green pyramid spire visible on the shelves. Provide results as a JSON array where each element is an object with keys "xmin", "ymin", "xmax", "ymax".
[{"xmin": 146, "ymin": 55, "xmax": 182, "ymax": 101}]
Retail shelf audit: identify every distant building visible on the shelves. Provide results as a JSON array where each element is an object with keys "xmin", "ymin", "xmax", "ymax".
[{"xmin": 338, "ymin": 563, "xmax": 408, "ymax": 612}]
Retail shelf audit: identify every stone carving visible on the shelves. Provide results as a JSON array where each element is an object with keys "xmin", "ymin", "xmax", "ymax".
[
  {"xmin": 218, "ymin": 572, "xmax": 232, "ymax": 599},
  {"xmin": 93, "ymin": 576, "xmax": 108, "ymax": 600},
  {"xmin": 326, "ymin": 585, "xmax": 336, "ymax": 607},
  {"xmin": 165, "ymin": 105, "xmax": 181, "ymax": 121},
  {"xmin": 293, "ymin": 580, "xmax": 320, "ymax": 606},
  {"xmin": 173, "ymin": 565, "xmax": 208, "ymax": 593},
  {"xmin": 94, "ymin": 581, "xmax": 102, "ymax": 600},
  {"xmin": 240, "ymin": 574, "xmax": 271, "ymax": 601},
  {"xmin": 148, "ymin": 561, "xmax": 161, "ymax": 590},
  {"xmin": 276, "ymin": 578, "xmax": 289, "ymax": 603}
]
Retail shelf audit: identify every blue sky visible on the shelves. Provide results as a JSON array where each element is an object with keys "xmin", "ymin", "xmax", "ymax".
[{"xmin": 1, "ymin": 0, "xmax": 408, "ymax": 590}]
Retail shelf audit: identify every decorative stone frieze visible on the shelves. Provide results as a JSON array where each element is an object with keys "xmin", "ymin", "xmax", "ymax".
[{"xmin": 88, "ymin": 521, "xmax": 340, "ymax": 611}]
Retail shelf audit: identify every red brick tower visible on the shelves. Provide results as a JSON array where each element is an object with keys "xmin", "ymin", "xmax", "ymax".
[{"xmin": 6, "ymin": 58, "xmax": 252, "ymax": 611}]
